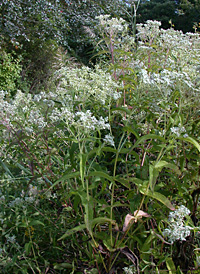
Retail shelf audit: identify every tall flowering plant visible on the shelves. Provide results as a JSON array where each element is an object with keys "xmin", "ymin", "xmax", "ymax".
[{"xmin": 0, "ymin": 16, "xmax": 200, "ymax": 273}]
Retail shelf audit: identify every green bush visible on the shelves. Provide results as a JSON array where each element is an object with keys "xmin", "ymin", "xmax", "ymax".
[{"xmin": 0, "ymin": 50, "xmax": 22, "ymax": 95}]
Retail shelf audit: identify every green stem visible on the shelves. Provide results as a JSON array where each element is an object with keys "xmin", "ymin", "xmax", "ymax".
[{"xmin": 110, "ymin": 132, "xmax": 126, "ymax": 244}]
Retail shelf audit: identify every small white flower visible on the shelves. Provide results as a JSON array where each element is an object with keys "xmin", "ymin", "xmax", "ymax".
[
  {"xmin": 103, "ymin": 134, "xmax": 115, "ymax": 147},
  {"xmin": 28, "ymin": 185, "xmax": 38, "ymax": 197},
  {"xmin": 123, "ymin": 265, "xmax": 135, "ymax": 274},
  {"xmin": 9, "ymin": 197, "xmax": 24, "ymax": 207},
  {"xmin": 25, "ymin": 196, "xmax": 35, "ymax": 203},
  {"xmin": 171, "ymin": 124, "xmax": 187, "ymax": 137}
]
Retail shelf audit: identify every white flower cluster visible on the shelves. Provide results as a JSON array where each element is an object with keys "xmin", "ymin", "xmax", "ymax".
[
  {"xmin": 9, "ymin": 197, "xmax": 24, "ymax": 207},
  {"xmin": 171, "ymin": 124, "xmax": 188, "ymax": 138},
  {"xmin": 0, "ymin": 90, "xmax": 15, "ymax": 125},
  {"xmin": 49, "ymin": 107, "xmax": 74, "ymax": 123},
  {"xmin": 0, "ymin": 90, "xmax": 32, "ymax": 130},
  {"xmin": 33, "ymin": 91, "xmax": 56, "ymax": 107},
  {"xmin": 135, "ymin": 20, "xmax": 200, "ymax": 107},
  {"xmin": 28, "ymin": 109, "xmax": 47, "ymax": 130},
  {"xmin": 123, "ymin": 265, "xmax": 135, "ymax": 274},
  {"xmin": 137, "ymin": 20, "xmax": 161, "ymax": 42},
  {"xmin": 9, "ymin": 184, "xmax": 39, "ymax": 207},
  {"xmin": 75, "ymin": 110, "xmax": 110, "ymax": 133},
  {"xmin": 57, "ymin": 65, "xmax": 121, "ymax": 105},
  {"xmin": 96, "ymin": 14, "xmax": 135, "ymax": 52},
  {"xmin": 49, "ymin": 108, "xmax": 110, "ymax": 135},
  {"xmin": 103, "ymin": 134, "xmax": 115, "ymax": 147},
  {"xmin": 163, "ymin": 205, "xmax": 193, "ymax": 243},
  {"xmin": 139, "ymin": 68, "xmax": 197, "ymax": 99},
  {"xmin": 1, "ymin": 75, "xmax": 112, "ymax": 142},
  {"xmin": 96, "ymin": 14, "xmax": 128, "ymax": 34}
]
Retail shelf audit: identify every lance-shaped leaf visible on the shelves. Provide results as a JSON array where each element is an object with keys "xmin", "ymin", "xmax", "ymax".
[
  {"xmin": 58, "ymin": 223, "xmax": 86, "ymax": 240},
  {"xmin": 140, "ymin": 189, "xmax": 175, "ymax": 210},
  {"xmin": 149, "ymin": 160, "xmax": 181, "ymax": 191},
  {"xmin": 180, "ymin": 136, "xmax": 200, "ymax": 152}
]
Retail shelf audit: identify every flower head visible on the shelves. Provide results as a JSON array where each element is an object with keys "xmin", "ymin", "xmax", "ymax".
[{"xmin": 163, "ymin": 205, "xmax": 192, "ymax": 243}]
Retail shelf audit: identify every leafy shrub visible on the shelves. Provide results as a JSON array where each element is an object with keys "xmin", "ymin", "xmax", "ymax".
[{"xmin": 0, "ymin": 50, "xmax": 22, "ymax": 95}]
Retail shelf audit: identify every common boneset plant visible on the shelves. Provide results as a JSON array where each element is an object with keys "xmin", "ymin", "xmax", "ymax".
[{"xmin": 0, "ymin": 16, "xmax": 200, "ymax": 273}]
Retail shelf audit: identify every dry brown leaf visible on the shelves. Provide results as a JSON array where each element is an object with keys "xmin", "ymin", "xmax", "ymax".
[
  {"xmin": 123, "ymin": 211, "xmax": 150, "ymax": 232},
  {"xmin": 123, "ymin": 214, "xmax": 135, "ymax": 232},
  {"xmin": 134, "ymin": 210, "xmax": 150, "ymax": 219}
]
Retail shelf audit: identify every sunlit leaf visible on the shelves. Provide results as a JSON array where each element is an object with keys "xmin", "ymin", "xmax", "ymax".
[
  {"xmin": 58, "ymin": 224, "xmax": 86, "ymax": 240},
  {"xmin": 140, "ymin": 189, "xmax": 175, "ymax": 210},
  {"xmin": 166, "ymin": 257, "xmax": 176, "ymax": 274},
  {"xmin": 180, "ymin": 136, "xmax": 200, "ymax": 152}
]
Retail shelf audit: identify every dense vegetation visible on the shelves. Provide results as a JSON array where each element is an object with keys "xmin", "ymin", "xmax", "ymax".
[
  {"xmin": 137, "ymin": 0, "xmax": 200, "ymax": 33},
  {"xmin": 0, "ymin": 1, "xmax": 200, "ymax": 273}
]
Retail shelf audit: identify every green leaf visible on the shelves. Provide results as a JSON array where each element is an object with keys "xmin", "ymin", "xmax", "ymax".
[
  {"xmin": 140, "ymin": 189, "xmax": 175, "ymax": 210},
  {"xmin": 102, "ymin": 147, "xmax": 118, "ymax": 153},
  {"xmin": 88, "ymin": 171, "xmax": 114, "ymax": 183},
  {"xmin": 149, "ymin": 164, "xmax": 160, "ymax": 191},
  {"xmin": 111, "ymin": 106, "xmax": 131, "ymax": 115},
  {"xmin": 84, "ymin": 200, "xmax": 94, "ymax": 234},
  {"xmin": 0, "ymin": 159, "xmax": 14, "ymax": 178},
  {"xmin": 80, "ymin": 152, "xmax": 87, "ymax": 187},
  {"xmin": 128, "ymin": 177, "xmax": 145, "ymax": 186},
  {"xmin": 91, "ymin": 217, "xmax": 116, "ymax": 227},
  {"xmin": 141, "ymin": 233, "xmax": 155, "ymax": 252},
  {"xmin": 120, "ymin": 148, "xmax": 140, "ymax": 163},
  {"xmin": 56, "ymin": 171, "xmax": 80, "ymax": 183},
  {"xmin": 58, "ymin": 224, "xmax": 86, "ymax": 240},
  {"xmin": 103, "ymin": 239, "xmax": 117, "ymax": 252},
  {"xmin": 25, "ymin": 242, "xmax": 32, "ymax": 255},
  {"xmin": 114, "ymin": 176, "xmax": 130, "ymax": 189},
  {"xmin": 166, "ymin": 257, "xmax": 176, "ymax": 274},
  {"xmin": 149, "ymin": 161, "xmax": 181, "ymax": 190},
  {"xmin": 154, "ymin": 161, "xmax": 181, "ymax": 175},
  {"xmin": 54, "ymin": 263, "xmax": 73, "ymax": 270},
  {"xmin": 123, "ymin": 125, "xmax": 139, "ymax": 139},
  {"xmin": 176, "ymin": 266, "xmax": 184, "ymax": 274},
  {"xmin": 49, "ymin": 171, "xmax": 80, "ymax": 192},
  {"xmin": 132, "ymin": 134, "xmax": 166, "ymax": 149},
  {"xmin": 15, "ymin": 162, "xmax": 32, "ymax": 175},
  {"xmin": 180, "ymin": 136, "xmax": 200, "ymax": 152},
  {"xmin": 76, "ymin": 190, "xmax": 94, "ymax": 234},
  {"xmin": 102, "ymin": 147, "xmax": 139, "ymax": 163},
  {"xmin": 29, "ymin": 220, "xmax": 45, "ymax": 226},
  {"xmin": 113, "ymin": 202, "xmax": 129, "ymax": 208}
]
